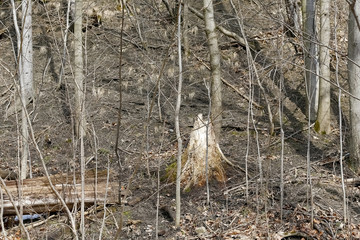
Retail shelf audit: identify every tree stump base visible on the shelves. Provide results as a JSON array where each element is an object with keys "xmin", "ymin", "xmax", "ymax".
[{"xmin": 181, "ymin": 114, "xmax": 225, "ymax": 190}]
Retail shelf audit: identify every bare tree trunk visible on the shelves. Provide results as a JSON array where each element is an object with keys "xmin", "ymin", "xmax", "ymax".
[
  {"xmin": 18, "ymin": 0, "xmax": 34, "ymax": 181},
  {"xmin": 74, "ymin": 0, "xmax": 85, "ymax": 139},
  {"xmin": 316, "ymin": 0, "xmax": 331, "ymax": 134},
  {"xmin": 115, "ymin": 0, "xmax": 125, "ymax": 167},
  {"xmin": 175, "ymin": 2, "xmax": 183, "ymax": 228},
  {"xmin": 74, "ymin": 0, "xmax": 85, "ymax": 238},
  {"xmin": 59, "ymin": 0, "xmax": 75, "ymax": 88},
  {"xmin": 183, "ymin": 0, "xmax": 190, "ymax": 60},
  {"xmin": 175, "ymin": 0, "xmax": 225, "ymax": 192},
  {"xmin": 203, "ymin": 0, "xmax": 222, "ymax": 140},
  {"xmin": 20, "ymin": 84, "xmax": 29, "ymax": 180},
  {"xmin": 348, "ymin": 1, "xmax": 360, "ymax": 171},
  {"xmin": 303, "ymin": 0, "xmax": 318, "ymax": 121},
  {"xmin": 278, "ymin": 35, "xmax": 285, "ymax": 223},
  {"xmin": 21, "ymin": 0, "xmax": 34, "ymax": 103},
  {"xmin": 285, "ymin": 0, "xmax": 301, "ymax": 33},
  {"xmin": 155, "ymin": 123, "xmax": 166, "ymax": 239},
  {"xmin": 334, "ymin": 0, "xmax": 347, "ymax": 222}
]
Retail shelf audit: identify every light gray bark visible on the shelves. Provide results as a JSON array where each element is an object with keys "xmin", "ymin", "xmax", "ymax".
[
  {"xmin": 21, "ymin": 0, "xmax": 34, "ymax": 102},
  {"xmin": 203, "ymin": 0, "xmax": 222, "ymax": 140},
  {"xmin": 19, "ymin": 0, "xmax": 34, "ymax": 180},
  {"xmin": 74, "ymin": 0, "xmax": 86, "ymax": 238},
  {"xmin": 334, "ymin": 1, "xmax": 347, "ymax": 222},
  {"xmin": 316, "ymin": 0, "xmax": 331, "ymax": 134},
  {"xmin": 348, "ymin": 0, "xmax": 360, "ymax": 171},
  {"xmin": 175, "ymin": 3, "xmax": 183, "ymax": 228},
  {"xmin": 74, "ymin": 0, "xmax": 84, "ymax": 138},
  {"xmin": 303, "ymin": 0, "xmax": 318, "ymax": 121}
]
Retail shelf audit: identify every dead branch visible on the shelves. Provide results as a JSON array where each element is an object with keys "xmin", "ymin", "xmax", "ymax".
[
  {"xmin": 0, "ymin": 169, "xmax": 119, "ymax": 216},
  {"xmin": 344, "ymin": 178, "xmax": 360, "ymax": 186}
]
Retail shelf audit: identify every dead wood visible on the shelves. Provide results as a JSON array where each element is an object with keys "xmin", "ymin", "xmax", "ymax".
[
  {"xmin": 0, "ymin": 169, "xmax": 119, "ymax": 216},
  {"xmin": 181, "ymin": 114, "xmax": 226, "ymax": 190},
  {"xmin": 344, "ymin": 178, "xmax": 360, "ymax": 186}
]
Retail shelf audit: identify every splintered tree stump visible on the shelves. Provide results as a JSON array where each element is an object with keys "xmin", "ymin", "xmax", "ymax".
[
  {"xmin": 0, "ymin": 169, "xmax": 119, "ymax": 216},
  {"xmin": 182, "ymin": 114, "xmax": 225, "ymax": 190}
]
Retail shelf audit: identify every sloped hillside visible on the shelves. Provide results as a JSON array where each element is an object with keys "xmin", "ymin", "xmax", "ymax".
[{"xmin": 0, "ymin": 0, "xmax": 359, "ymax": 239}]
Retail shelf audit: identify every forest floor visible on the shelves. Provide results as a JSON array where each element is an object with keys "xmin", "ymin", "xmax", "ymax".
[{"xmin": 1, "ymin": 0, "xmax": 360, "ymax": 239}]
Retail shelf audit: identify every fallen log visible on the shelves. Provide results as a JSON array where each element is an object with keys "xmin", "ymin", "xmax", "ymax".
[
  {"xmin": 0, "ymin": 169, "xmax": 119, "ymax": 216},
  {"xmin": 344, "ymin": 178, "xmax": 360, "ymax": 187}
]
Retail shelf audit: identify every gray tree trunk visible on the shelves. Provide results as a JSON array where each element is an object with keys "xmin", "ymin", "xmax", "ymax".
[
  {"xmin": 204, "ymin": 0, "xmax": 222, "ymax": 140},
  {"xmin": 303, "ymin": 0, "xmax": 318, "ymax": 121},
  {"xmin": 175, "ymin": 3, "xmax": 183, "ymax": 228},
  {"xmin": 21, "ymin": 0, "xmax": 34, "ymax": 103},
  {"xmin": 74, "ymin": 0, "xmax": 86, "ymax": 238},
  {"xmin": 183, "ymin": 0, "xmax": 190, "ymax": 60},
  {"xmin": 348, "ymin": 1, "xmax": 360, "ymax": 171},
  {"xmin": 285, "ymin": 0, "xmax": 301, "ymax": 33},
  {"xmin": 74, "ymin": 0, "xmax": 84, "ymax": 138},
  {"xmin": 316, "ymin": 0, "xmax": 331, "ymax": 134},
  {"xmin": 20, "ymin": 0, "xmax": 34, "ymax": 180},
  {"xmin": 173, "ymin": 0, "xmax": 225, "ymax": 198}
]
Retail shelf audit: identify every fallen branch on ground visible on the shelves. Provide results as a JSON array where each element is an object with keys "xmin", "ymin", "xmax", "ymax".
[{"xmin": 0, "ymin": 169, "xmax": 119, "ymax": 216}]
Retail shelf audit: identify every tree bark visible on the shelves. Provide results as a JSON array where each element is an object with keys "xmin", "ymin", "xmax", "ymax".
[
  {"xmin": 74, "ymin": 0, "xmax": 85, "ymax": 139},
  {"xmin": 0, "ymin": 170, "xmax": 119, "ymax": 216},
  {"xmin": 285, "ymin": 0, "xmax": 301, "ymax": 34},
  {"xmin": 316, "ymin": 0, "xmax": 331, "ymax": 134},
  {"xmin": 175, "ymin": 2, "xmax": 183, "ymax": 228},
  {"xmin": 348, "ymin": 1, "xmax": 360, "ymax": 171},
  {"xmin": 303, "ymin": 0, "xmax": 318, "ymax": 121},
  {"xmin": 181, "ymin": 114, "xmax": 225, "ymax": 190},
  {"xmin": 183, "ymin": 0, "xmax": 190, "ymax": 60},
  {"xmin": 203, "ymin": 0, "xmax": 222, "ymax": 141},
  {"xmin": 18, "ymin": 0, "xmax": 34, "ymax": 181},
  {"xmin": 74, "ymin": 0, "xmax": 86, "ymax": 238},
  {"xmin": 21, "ymin": 0, "xmax": 34, "ymax": 103}
]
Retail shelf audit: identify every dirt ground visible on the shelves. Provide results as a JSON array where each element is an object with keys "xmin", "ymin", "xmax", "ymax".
[{"xmin": 1, "ymin": 0, "xmax": 360, "ymax": 239}]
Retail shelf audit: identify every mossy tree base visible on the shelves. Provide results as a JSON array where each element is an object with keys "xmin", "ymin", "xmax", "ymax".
[
  {"xmin": 163, "ymin": 114, "xmax": 226, "ymax": 190},
  {"xmin": 181, "ymin": 114, "xmax": 225, "ymax": 190}
]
